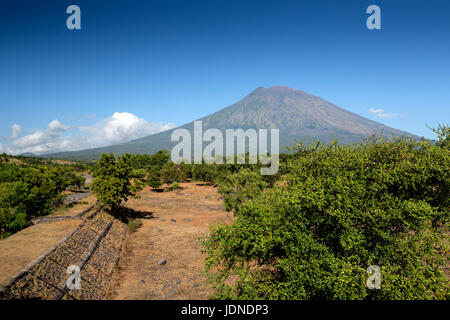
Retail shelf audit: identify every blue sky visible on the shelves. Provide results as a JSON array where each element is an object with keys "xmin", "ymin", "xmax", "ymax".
[{"xmin": 0, "ymin": 0, "xmax": 449, "ymax": 154}]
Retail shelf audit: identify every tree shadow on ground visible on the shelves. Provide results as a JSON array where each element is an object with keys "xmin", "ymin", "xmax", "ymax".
[
  {"xmin": 109, "ymin": 207, "xmax": 155, "ymax": 223},
  {"xmin": 65, "ymin": 201, "xmax": 86, "ymax": 209},
  {"xmin": 164, "ymin": 186, "xmax": 185, "ymax": 192},
  {"xmin": 195, "ymin": 182, "xmax": 215, "ymax": 187}
]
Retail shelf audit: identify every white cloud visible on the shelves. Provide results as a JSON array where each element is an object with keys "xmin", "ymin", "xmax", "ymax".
[
  {"xmin": 368, "ymin": 108, "xmax": 400, "ymax": 119},
  {"xmin": 368, "ymin": 108, "xmax": 383, "ymax": 115},
  {"xmin": 3, "ymin": 112, "xmax": 175, "ymax": 155},
  {"xmin": 11, "ymin": 124, "xmax": 22, "ymax": 139},
  {"xmin": 81, "ymin": 112, "xmax": 174, "ymax": 145},
  {"xmin": 47, "ymin": 120, "xmax": 69, "ymax": 134},
  {"xmin": 11, "ymin": 120, "xmax": 70, "ymax": 154}
]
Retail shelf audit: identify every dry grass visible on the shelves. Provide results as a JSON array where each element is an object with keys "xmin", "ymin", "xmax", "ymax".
[
  {"xmin": 0, "ymin": 182, "xmax": 233, "ymax": 299},
  {"xmin": 106, "ymin": 182, "xmax": 234, "ymax": 300},
  {"xmin": 50, "ymin": 194, "xmax": 97, "ymax": 217},
  {"xmin": 6, "ymin": 158, "xmax": 25, "ymax": 165},
  {"xmin": 0, "ymin": 220, "xmax": 82, "ymax": 286}
]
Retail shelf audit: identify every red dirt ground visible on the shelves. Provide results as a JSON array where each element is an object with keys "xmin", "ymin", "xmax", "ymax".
[{"xmin": 106, "ymin": 182, "xmax": 234, "ymax": 300}]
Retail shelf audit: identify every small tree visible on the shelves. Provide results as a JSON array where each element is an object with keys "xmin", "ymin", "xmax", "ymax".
[
  {"xmin": 147, "ymin": 166, "xmax": 162, "ymax": 190},
  {"xmin": 91, "ymin": 153, "xmax": 143, "ymax": 213},
  {"xmin": 160, "ymin": 162, "xmax": 186, "ymax": 184},
  {"xmin": 149, "ymin": 150, "xmax": 170, "ymax": 169}
]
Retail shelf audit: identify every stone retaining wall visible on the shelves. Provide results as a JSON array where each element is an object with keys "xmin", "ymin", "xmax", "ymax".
[
  {"xmin": 0, "ymin": 210, "xmax": 127, "ymax": 300},
  {"xmin": 30, "ymin": 202, "xmax": 98, "ymax": 226}
]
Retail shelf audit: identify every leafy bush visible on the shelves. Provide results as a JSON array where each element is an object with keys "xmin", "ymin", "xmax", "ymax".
[
  {"xmin": 217, "ymin": 168, "xmax": 266, "ymax": 215},
  {"xmin": 129, "ymin": 150, "xmax": 170, "ymax": 170},
  {"xmin": 160, "ymin": 162, "xmax": 187, "ymax": 184},
  {"xmin": 149, "ymin": 150, "xmax": 171, "ymax": 169},
  {"xmin": 92, "ymin": 153, "xmax": 144, "ymax": 213},
  {"xmin": 147, "ymin": 166, "xmax": 162, "ymax": 190},
  {"xmin": 0, "ymin": 206, "xmax": 27, "ymax": 239},
  {"xmin": 0, "ymin": 161, "xmax": 84, "ymax": 238},
  {"xmin": 171, "ymin": 181, "xmax": 180, "ymax": 190},
  {"xmin": 62, "ymin": 170, "xmax": 86, "ymax": 189},
  {"xmin": 128, "ymin": 218, "xmax": 142, "ymax": 232},
  {"xmin": 131, "ymin": 168, "xmax": 147, "ymax": 180},
  {"xmin": 428, "ymin": 123, "xmax": 449, "ymax": 150},
  {"xmin": 203, "ymin": 136, "xmax": 449, "ymax": 299},
  {"xmin": 0, "ymin": 153, "xmax": 8, "ymax": 163},
  {"xmin": 191, "ymin": 163, "xmax": 220, "ymax": 182},
  {"xmin": 0, "ymin": 182, "xmax": 28, "ymax": 238}
]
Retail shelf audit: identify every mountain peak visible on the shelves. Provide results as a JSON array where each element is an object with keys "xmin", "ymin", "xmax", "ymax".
[
  {"xmin": 240, "ymin": 86, "xmax": 314, "ymax": 110},
  {"xmin": 248, "ymin": 85, "xmax": 311, "ymax": 99},
  {"xmin": 269, "ymin": 85, "xmax": 300, "ymax": 91},
  {"xmin": 252, "ymin": 85, "xmax": 303, "ymax": 92},
  {"xmin": 42, "ymin": 86, "xmax": 416, "ymax": 160}
]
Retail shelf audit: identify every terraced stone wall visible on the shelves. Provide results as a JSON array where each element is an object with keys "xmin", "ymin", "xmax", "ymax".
[{"xmin": 0, "ymin": 211, "xmax": 127, "ymax": 300}]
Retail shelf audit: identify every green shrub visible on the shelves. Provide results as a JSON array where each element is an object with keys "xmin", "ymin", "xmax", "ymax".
[
  {"xmin": 0, "ymin": 181, "xmax": 28, "ymax": 238},
  {"xmin": 127, "ymin": 218, "xmax": 142, "ymax": 232},
  {"xmin": 428, "ymin": 123, "xmax": 449, "ymax": 150},
  {"xmin": 202, "ymin": 136, "xmax": 450, "ymax": 300},
  {"xmin": 149, "ymin": 150, "xmax": 171, "ymax": 169},
  {"xmin": 61, "ymin": 169, "xmax": 86, "ymax": 189},
  {"xmin": 160, "ymin": 162, "xmax": 187, "ymax": 184},
  {"xmin": 128, "ymin": 151, "xmax": 170, "ymax": 170},
  {"xmin": 91, "ymin": 153, "xmax": 144, "ymax": 213},
  {"xmin": 171, "ymin": 181, "xmax": 180, "ymax": 189},
  {"xmin": 0, "ymin": 207, "xmax": 27, "ymax": 239},
  {"xmin": 191, "ymin": 163, "xmax": 220, "ymax": 182},
  {"xmin": 0, "ymin": 163, "xmax": 81, "ymax": 238},
  {"xmin": 131, "ymin": 168, "xmax": 147, "ymax": 180},
  {"xmin": 217, "ymin": 168, "xmax": 266, "ymax": 215},
  {"xmin": 147, "ymin": 166, "xmax": 162, "ymax": 190}
]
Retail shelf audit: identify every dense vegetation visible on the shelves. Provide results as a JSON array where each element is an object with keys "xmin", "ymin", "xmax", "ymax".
[
  {"xmin": 217, "ymin": 168, "xmax": 266, "ymax": 215},
  {"xmin": 89, "ymin": 127, "xmax": 447, "ymax": 299},
  {"xmin": 202, "ymin": 131, "xmax": 449, "ymax": 300},
  {"xmin": 0, "ymin": 155, "xmax": 86, "ymax": 239},
  {"xmin": 1, "ymin": 126, "xmax": 448, "ymax": 299}
]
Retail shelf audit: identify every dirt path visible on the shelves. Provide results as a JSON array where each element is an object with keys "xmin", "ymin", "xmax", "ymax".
[{"xmin": 106, "ymin": 182, "xmax": 233, "ymax": 300}]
